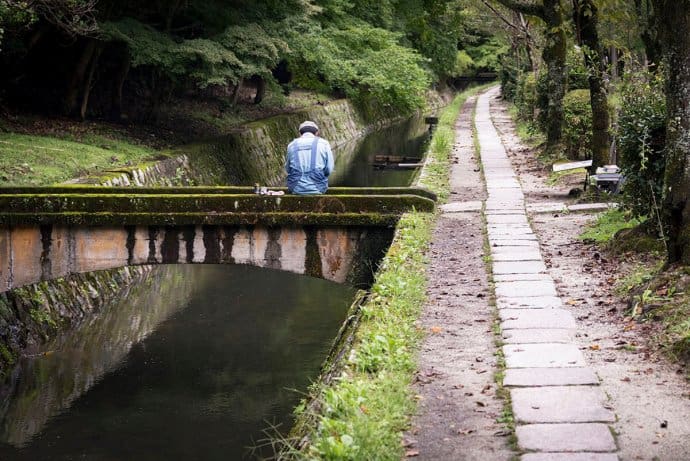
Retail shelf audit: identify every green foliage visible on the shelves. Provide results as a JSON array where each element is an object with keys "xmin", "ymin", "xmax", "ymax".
[
  {"xmin": 288, "ymin": 23, "xmax": 430, "ymax": 114},
  {"xmin": 617, "ymin": 69, "xmax": 666, "ymax": 220},
  {"xmin": 0, "ymin": 131, "xmax": 160, "ymax": 185},
  {"xmin": 514, "ymin": 72, "xmax": 538, "ymax": 122},
  {"xmin": 579, "ymin": 209, "xmax": 642, "ymax": 245},
  {"xmin": 466, "ymin": 37, "xmax": 508, "ymax": 73},
  {"xmin": 452, "ymin": 50, "xmax": 476, "ymax": 77},
  {"xmin": 567, "ymin": 46, "xmax": 589, "ymax": 90},
  {"xmin": 562, "ymin": 89, "xmax": 592, "ymax": 160},
  {"xmin": 102, "ymin": 19, "xmax": 287, "ymax": 89},
  {"xmin": 0, "ymin": 0, "xmax": 36, "ymax": 49}
]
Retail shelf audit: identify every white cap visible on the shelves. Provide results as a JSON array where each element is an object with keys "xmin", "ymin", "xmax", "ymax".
[{"xmin": 299, "ymin": 120, "xmax": 319, "ymax": 133}]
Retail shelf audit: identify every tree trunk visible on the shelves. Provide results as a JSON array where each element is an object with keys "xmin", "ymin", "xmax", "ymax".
[
  {"xmin": 495, "ymin": 0, "xmax": 567, "ymax": 149},
  {"xmin": 79, "ymin": 44, "xmax": 103, "ymax": 120},
  {"xmin": 573, "ymin": 0, "xmax": 610, "ymax": 171},
  {"xmin": 635, "ymin": 0, "xmax": 662, "ymax": 68},
  {"xmin": 541, "ymin": 0, "xmax": 567, "ymax": 149},
  {"xmin": 231, "ymin": 80, "xmax": 243, "ymax": 105},
  {"xmin": 111, "ymin": 50, "xmax": 131, "ymax": 120},
  {"xmin": 655, "ymin": 0, "xmax": 690, "ymax": 263},
  {"xmin": 253, "ymin": 77, "xmax": 266, "ymax": 104},
  {"xmin": 64, "ymin": 39, "xmax": 98, "ymax": 116}
]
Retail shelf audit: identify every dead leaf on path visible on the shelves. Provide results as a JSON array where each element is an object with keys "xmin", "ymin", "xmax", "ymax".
[
  {"xmin": 589, "ymin": 344, "xmax": 600, "ymax": 351},
  {"xmin": 430, "ymin": 326, "xmax": 443, "ymax": 334},
  {"xmin": 476, "ymin": 401, "xmax": 486, "ymax": 407},
  {"xmin": 402, "ymin": 437, "xmax": 417, "ymax": 448},
  {"xmin": 566, "ymin": 299, "xmax": 578, "ymax": 305},
  {"xmin": 405, "ymin": 449, "xmax": 420, "ymax": 457},
  {"xmin": 457, "ymin": 429, "xmax": 475, "ymax": 435},
  {"xmin": 621, "ymin": 377, "xmax": 631, "ymax": 382}
]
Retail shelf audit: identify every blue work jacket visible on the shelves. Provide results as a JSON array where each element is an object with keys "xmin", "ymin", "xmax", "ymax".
[{"xmin": 286, "ymin": 133, "xmax": 335, "ymax": 194}]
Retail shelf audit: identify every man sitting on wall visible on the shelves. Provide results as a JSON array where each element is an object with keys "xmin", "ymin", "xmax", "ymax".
[{"xmin": 286, "ymin": 120, "xmax": 335, "ymax": 194}]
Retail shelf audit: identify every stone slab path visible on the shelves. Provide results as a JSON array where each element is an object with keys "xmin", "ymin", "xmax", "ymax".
[{"xmin": 476, "ymin": 88, "xmax": 619, "ymax": 459}]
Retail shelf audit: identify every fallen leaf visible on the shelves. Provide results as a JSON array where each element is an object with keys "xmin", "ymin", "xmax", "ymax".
[
  {"xmin": 405, "ymin": 449, "xmax": 420, "ymax": 457},
  {"xmin": 589, "ymin": 344, "xmax": 601, "ymax": 351}
]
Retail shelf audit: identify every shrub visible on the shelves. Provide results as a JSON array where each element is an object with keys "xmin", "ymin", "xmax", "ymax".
[
  {"xmin": 562, "ymin": 89, "xmax": 592, "ymax": 160},
  {"xmin": 514, "ymin": 72, "xmax": 538, "ymax": 122},
  {"xmin": 567, "ymin": 46, "xmax": 589, "ymax": 90},
  {"xmin": 617, "ymin": 69, "xmax": 666, "ymax": 220}
]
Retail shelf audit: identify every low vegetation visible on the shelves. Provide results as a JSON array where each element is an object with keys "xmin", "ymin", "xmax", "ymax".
[
  {"xmin": 283, "ymin": 85, "xmax": 486, "ymax": 460},
  {"xmin": 0, "ymin": 131, "xmax": 162, "ymax": 186}
]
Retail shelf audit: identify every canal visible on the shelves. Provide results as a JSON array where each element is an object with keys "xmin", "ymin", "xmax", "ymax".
[{"xmin": 0, "ymin": 115, "xmax": 431, "ymax": 460}]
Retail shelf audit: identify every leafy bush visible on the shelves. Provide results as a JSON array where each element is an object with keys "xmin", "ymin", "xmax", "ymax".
[
  {"xmin": 618, "ymin": 69, "xmax": 666, "ymax": 219},
  {"xmin": 514, "ymin": 72, "xmax": 538, "ymax": 122},
  {"xmin": 567, "ymin": 46, "xmax": 589, "ymax": 90},
  {"xmin": 287, "ymin": 23, "xmax": 430, "ymax": 115},
  {"xmin": 563, "ymin": 89, "xmax": 592, "ymax": 160}
]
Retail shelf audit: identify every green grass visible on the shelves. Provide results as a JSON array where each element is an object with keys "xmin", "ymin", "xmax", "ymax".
[
  {"xmin": 284, "ymin": 86, "xmax": 488, "ymax": 460},
  {"xmin": 0, "ymin": 132, "xmax": 162, "ymax": 186},
  {"xmin": 508, "ymin": 106, "xmax": 545, "ymax": 148},
  {"xmin": 578, "ymin": 209, "xmax": 642, "ymax": 245}
]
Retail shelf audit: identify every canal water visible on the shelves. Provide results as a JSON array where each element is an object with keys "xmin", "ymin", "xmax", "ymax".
[
  {"xmin": 330, "ymin": 114, "xmax": 430, "ymax": 187},
  {"xmin": 0, "ymin": 115, "xmax": 430, "ymax": 460}
]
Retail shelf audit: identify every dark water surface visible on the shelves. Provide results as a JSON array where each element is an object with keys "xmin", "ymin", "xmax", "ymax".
[
  {"xmin": 329, "ymin": 114, "xmax": 430, "ymax": 187},
  {"xmin": 0, "ymin": 265, "xmax": 356, "ymax": 460},
  {"xmin": 0, "ymin": 115, "xmax": 428, "ymax": 460}
]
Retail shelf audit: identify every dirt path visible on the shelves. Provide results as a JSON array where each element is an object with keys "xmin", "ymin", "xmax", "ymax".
[
  {"xmin": 406, "ymin": 97, "xmax": 513, "ymax": 460},
  {"xmin": 490, "ymin": 93, "xmax": 690, "ymax": 460}
]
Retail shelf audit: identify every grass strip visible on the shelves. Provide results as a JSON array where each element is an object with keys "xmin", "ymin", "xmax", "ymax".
[
  {"xmin": 282, "ymin": 85, "xmax": 490, "ymax": 460},
  {"xmin": 0, "ymin": 132, "xmax": 165, "ymax": 186}
]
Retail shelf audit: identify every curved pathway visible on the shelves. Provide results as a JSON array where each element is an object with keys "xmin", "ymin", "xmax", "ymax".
[{"xmin": 477, "ymin": 87, "xmax": 618, "ymax": 460}]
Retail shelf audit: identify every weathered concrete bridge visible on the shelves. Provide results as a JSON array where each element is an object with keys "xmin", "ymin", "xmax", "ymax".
[{"xmin": 0, "ymin": 186, "xmax": 434, "ymax": 291}]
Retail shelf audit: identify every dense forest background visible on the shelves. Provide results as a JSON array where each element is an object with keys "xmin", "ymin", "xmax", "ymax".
[{"xmin": 0, "ymin": 0, "xmax": 502, "ymax": 123}]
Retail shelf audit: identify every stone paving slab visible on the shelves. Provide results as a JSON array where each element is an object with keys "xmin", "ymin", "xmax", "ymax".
[
  {"xmin": 486, "ymin": 214, "xmax": 530, "ymax": 224},
  {"xmin": 497, "ymin": 296, "xmax": 562, "ymax": 309},
  {"xmin": 493, "ymin": 261, "xmax": 547, "ymax": 275},
  {"xmin": 526, "ymin": 203, "xmax": 617, "ymax": 215},
  {"xmin": 493, "ymin": 252, "xmax": 544, "ymax": 262},
  {"xmin": 491, "ymin": 247, "xmax": 542, "ymax": 257},
  {"xmin": 485, "ymin": 208, "xmax": 527, "ymax": 215},
  {"xmin": 504, "ymin": 367, "xmax": 599, "ymax": 387},
  {"xmin": 494, "ymin": 273, "xmax": 553, "ymax": 282},
  {"xmin": 491, "ymin": 239, "xmax": 540, "ymax": 247},
  {"xmin": 489, "ymin": 234, "xmax": 539, "ymax": 242},
  {"xmin": 500, "ymin": 308, "xmax": 577, "ymax": 330},
  {"xmin": 504, "ymin": 343, "xmax": 586, "ymax": 368},
  {"xmin": 511, "ymin": 386, "xmax": 615, "ymax": 424},
  {"xmin": 521, "ymin": 453, "xmax": 619, "ymax": 461},
  {"xmin": 495, "ymin": 280, "xmax": 558, "ymax": 298},
  {"xmin": 486, "ymin": 225, "xmax": 537, "ymax": 237},
  {"xmin": 440, "ymin": 201, "xmax": 483, "ymax": 213},
  {"xmin": 502, "ymin": 328, "xmax": 575, "ymax": 344},
  {"xmin": 516, "ymin": 423, "xmax": 617, "ymax": 452}
]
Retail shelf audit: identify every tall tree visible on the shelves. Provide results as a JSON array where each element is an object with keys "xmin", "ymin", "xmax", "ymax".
[
  {"xmin": 494, "ymin": 0, "xmax": 567, "ymax": 149},
  {"xmin": 572, "ymin": 0, "xmax": 610, "ymax": 170},
  {"xmin": 654, "ymin": 0, "xmax": 690, "ymax": 263}
]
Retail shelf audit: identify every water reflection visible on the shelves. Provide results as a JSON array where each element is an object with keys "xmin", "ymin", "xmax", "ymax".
[
  {"xmin": 330, "ymin": 115, "xmax": 430, "ymax": 187},
  {"xmin": 0, "ymin": 265, "xmax": 356, "ymax": 460},
  {"xmin": 0, "ymin": 265, "xmax": 196, "ymax": 448}
]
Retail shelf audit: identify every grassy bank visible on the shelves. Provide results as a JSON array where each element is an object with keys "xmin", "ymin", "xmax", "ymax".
[
  {"xmin": 285, "ymin": 85, "xmax": 489, "ymax": 460},
  {"xmin": 0, "ymin": 131, "xmax": 164, "ymax": 186}
]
